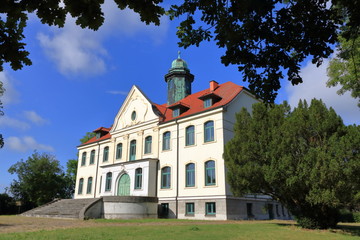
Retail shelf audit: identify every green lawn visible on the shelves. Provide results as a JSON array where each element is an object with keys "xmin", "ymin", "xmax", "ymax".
[{"xmin": 1, "ymin": 219, "xmax": 360, "ymax": 240}]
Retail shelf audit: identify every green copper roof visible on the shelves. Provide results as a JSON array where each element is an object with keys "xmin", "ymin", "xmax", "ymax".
[{"xmin": 171, "ymin": 51, "xmax": 188, "ymax": 70}]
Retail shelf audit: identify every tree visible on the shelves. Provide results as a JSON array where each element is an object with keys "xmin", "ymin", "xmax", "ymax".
[
  {"xmin": 64, "ymin": 132, "xmax": 96, "ymax": 196},
  {"xmin": 327, "ymin": 35, "xmax": 360, "ymax": 107},
  {"xmin": 8, "ymin": 151, "xmax": 72, "ymax": 210},
  {"xmin": 224, "ymin": 99, "xmax": 360, "ymax": 229},
  {"xmin": 65, "ymin": 159, "xmax": 78, "ymax": 195},
  {"xmin": 80, "ymin": 132, "xmax": 96, "ymax": 144},
  {"xmin": 1, "ymin": 1, "xmax": 360, "ymax": 103},
  {"xmin": 0, "ymin": 81, "xmax": 3, "ymax": 149}
]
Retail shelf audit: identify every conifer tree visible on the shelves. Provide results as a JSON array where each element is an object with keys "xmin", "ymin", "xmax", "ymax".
[{"xmin": 224, "ymin": 99, "xmax": 360, "ymax": 229}]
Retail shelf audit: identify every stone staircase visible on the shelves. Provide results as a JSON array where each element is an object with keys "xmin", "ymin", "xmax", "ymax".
[{"xmin": 21, "ymin": 198, "xmax": 100, "ymax": 219}]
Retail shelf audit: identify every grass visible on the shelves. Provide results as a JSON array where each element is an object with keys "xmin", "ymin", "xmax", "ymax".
[{"xmin": 1, "ymin": 218, "xmax": 360, "ymax": 240}]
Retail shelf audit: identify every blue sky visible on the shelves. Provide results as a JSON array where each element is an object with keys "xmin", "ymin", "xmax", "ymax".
[{"xmin": 0, "ymin": 2, "xmax": 359, "ymax": 193}]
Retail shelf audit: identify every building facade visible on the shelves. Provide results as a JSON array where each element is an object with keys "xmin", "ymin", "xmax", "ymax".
[{"xmin": 74, "ymin": 55, "xmax": 290, "ymax": 220}]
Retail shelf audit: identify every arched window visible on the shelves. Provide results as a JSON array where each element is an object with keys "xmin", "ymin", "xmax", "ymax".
[
  {"xmin": 161, "ymin": 167, "xmax": 171, "ymax": 189},
  {"xmin": 105, "ymin": 172, "xmax": 112, "ymax": 191},
  {"xmin": 90, "ymin": 150, "xmax": 95, "ymax": 164},
  {"xmin": 204, "ymin": 121, "xmax": 214, "ymax": 142},
  {"xmin": 144, "ymin": 136, "xmax": 152, "ymax": 154},
  {"xmin": 163, "ymin": 131, "xmax": 170, "ymax": 150},
  {"xmin": 205, "ymin": 160, "xmax": 216, "ymax": 186},
  {"xmin": 129, "ymin": 140, "xmax": 136, "ymax": 161},
  {"xmin": 81, "ymin": 152, "xmax": 86, "ymax": 166},
  {"xmin": 116, "ymin": 143, "xmax": 122, "ymax": 159},
  {"xmin": 135, "ymin": 168, "xmax": 142, "ymax": 189},
  {"xmin": 87, "ymin": 177, "xmax": 93, "ymax": 194},
  {"xmin": 185, "ymin": 125, "xmax": 195, "ymax": 146},
  {"xmin": 103, "ymin": 146, "xmax": 109, "ymax": 162},
  {"xmin": 78, "ymin": 178, "xmax": 84, "ymax": 194},
  {"xmin": 186, "ymin": 163, "xmax": 195, "ymax": 187}
]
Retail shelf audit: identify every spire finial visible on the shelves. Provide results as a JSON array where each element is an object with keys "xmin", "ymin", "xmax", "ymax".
[{"xmin": 177, "ymin": 50, "xmax": 181, "ymax": 59}]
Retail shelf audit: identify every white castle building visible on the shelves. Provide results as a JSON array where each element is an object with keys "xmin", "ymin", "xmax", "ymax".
[{"xmin": 74, "ymin": 55, "xmax": 290, "ymax": 220}]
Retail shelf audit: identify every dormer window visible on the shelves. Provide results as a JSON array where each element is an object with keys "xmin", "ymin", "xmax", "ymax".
[
  {"xmin": 168, "ymin": 102, "xmax": 190, "ymax": 118},
  {"xmin": 96, "ymin": 132, "xmax": 101, "ymax": 139},
  {"xmin": 199, "ymin": 92, "xmax": 222, "ymax": 109},
  {"xmin": 173, "ymin": 108, "xmax": 180, "ymax": 117},
  {"xmin": 204, "ymin": 98, "xmax": 212, "ymax": 108}
]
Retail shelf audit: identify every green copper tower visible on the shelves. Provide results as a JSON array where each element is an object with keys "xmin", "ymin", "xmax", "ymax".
[{"xmin": 165, "ymin": 52, "xmax": 194, "ymax": 105}]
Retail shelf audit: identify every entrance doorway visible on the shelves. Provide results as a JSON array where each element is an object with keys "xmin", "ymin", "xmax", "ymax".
[{"xmin": 117, "ymin": 173, "xmax": 130, "ymax": 196}]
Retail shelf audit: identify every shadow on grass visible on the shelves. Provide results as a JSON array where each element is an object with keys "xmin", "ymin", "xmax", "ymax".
[
  {"xmin": 274, "ymin": 221, "xmax": 360, "ymax": 237},
  {"xmin": 335, "ymin": 224, "xmax": 360, "ymax": 237}
]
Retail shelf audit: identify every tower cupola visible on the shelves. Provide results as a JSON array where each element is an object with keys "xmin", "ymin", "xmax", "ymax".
[{"xmin": 165, "ymin": 52, "xmax": 194, "ymax": 105}]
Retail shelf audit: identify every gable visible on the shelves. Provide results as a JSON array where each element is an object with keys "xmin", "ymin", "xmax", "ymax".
[{"xmin": 110, "ymin": 86, "xmax": 160, "ymax": 133}]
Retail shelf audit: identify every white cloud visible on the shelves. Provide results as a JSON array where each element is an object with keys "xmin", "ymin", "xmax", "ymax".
[
  {"xmin": 23, "ymin": 110, "xmax": 49, "ymax": 125},
  {"xmin": 107, "ymin": 90, "xmax": 128, "ymax": 95},
  {"xmin": 37, "ymin": 23, "xmax": 107, "ymax": 76},
  {"xmin": 0, "ymin": 71, "xmax": 20, "ymax": 106},
  {"xmin": 100, "ymin": 3, "xmax": 169, "ymax": 44},
  {"xmin": 0, "ymin": 115, "xmax": 30, "ymax": 130},
  {"xmin": 6, "ymin": 136, "xmax": 54, "ymax": 152},
  {"xmin": 286, "ymin": 59, "xmax": 360, "ymax": 125},
  {"xmin": 37, "ymin": 1, "xmax": 169, "ymax": 76}
]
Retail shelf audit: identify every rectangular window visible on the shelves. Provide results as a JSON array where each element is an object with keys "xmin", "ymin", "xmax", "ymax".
[
  {"xmin": 185, "ymin": 126, "xmax": 195, "ymax": 146},
  {"xmin": 172, "ymin": 108, "xmax": 180, "ymax": 117},
  {"xmin": 162, "ymin": 132, "xmax": 170, "ymax": 150},
  {"xmin": 135, "ymin": 168, "xmax": 142, "ymax": 189},
  {"xmin": 186, "ymin": 203, "xmax": 195, "ymax": 216},
  {"xmin": 205, "ymin": 202, "xmax": 216, "ymax": 215},
  {"xmin": 204, "ymin": 121, "xmax": 214, "ymax": 143},
  {"xmin": 204, "ymin": 98, "xmax": 212, "ymax": 108},
  {"xmin": 161, "ymin": 167, "xmax": 171, "ymax": 189},
  {"xmin": 144, "ymin": 136, "xmax": 152, "ymax": 154},
  {"xmin": 90, "ymin": 150, "xmax": 95, "ymax": 164},
  {"xmin": 116, "ymin": 143, "xmax": 122, "ymax": 159}
]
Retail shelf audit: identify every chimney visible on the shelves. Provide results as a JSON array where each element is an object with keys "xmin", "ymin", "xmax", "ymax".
[{"xmin": 210, "ymin": 80, "xmax": 218, "ymax": 91}]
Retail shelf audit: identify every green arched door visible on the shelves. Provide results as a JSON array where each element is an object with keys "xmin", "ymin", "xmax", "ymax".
[{"xmin": 117, "ymin": 174, "xmax": 130, "ymax": 196}]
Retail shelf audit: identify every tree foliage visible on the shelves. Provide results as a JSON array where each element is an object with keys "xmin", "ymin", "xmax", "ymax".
[
  {"xmin": 65, "ymin": 159, "xmax": 78, "ymax": 195},
  {"xmin": 0, "ymin": 1, "xmax": 359, "ymax": 103},
  {"xmin": 80, "ymin": 132, "xmax": 96, "ymax": 144},
  {"xmin": 8, "ymin": 151, "xmax": 72, "ymax": 210},
  {"xmin": 327, "ymin": 35, "xmax": 360, "ymax": 106},
  {"xmin": 169, "ymin": 0, "xmax": 360, "ymax": 103},
  {"xmin": 224, "ymin": 99, "xmax": 360, "ymax": 229},
  {"xmin": 0, "ymin": 81, "xmax": 3, "ymax": 149}
]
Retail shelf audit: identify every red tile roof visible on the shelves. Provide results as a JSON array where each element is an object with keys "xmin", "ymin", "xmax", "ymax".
[
  {"xmin": 80, "ymin": 81, "xmax": 245, "ymax": 145},
  {"xmin": 155, "ymin": 81, "xmax": 244, "ymax": 122}
]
